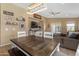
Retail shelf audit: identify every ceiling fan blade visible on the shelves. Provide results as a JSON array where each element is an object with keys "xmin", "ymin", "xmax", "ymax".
[
  {"xmin": 56, "ymin": 12, "xmax": 60, "ymax": 14},
  {"xmin": 49, "ymin": 11, "xmax": 60, "ymax": 16}
]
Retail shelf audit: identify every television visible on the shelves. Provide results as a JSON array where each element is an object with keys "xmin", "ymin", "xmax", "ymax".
[{"xmin": 31, "ymin": 21, "xmax": 39, "ymax": 28}]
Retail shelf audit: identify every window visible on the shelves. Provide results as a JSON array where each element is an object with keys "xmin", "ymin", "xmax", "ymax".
[
  {"xmin": 51, "ymin": 23, "xmax": 61, "ymax": 33},
  {"xmin": 66, "ymin": 23, "xmax": 75, "ymax": 32},
  {"xmin": 55, "ymin": 24, "xmax": 61, "ymax": 32}
]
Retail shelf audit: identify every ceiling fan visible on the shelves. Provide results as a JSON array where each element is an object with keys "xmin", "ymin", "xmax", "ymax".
[{"xmin": 49, "ymin": 11, "xmax": 61, "ymax": 16}]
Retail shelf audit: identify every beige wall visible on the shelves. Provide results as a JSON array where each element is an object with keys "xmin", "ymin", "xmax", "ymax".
[
  {"xmin": 0, "ymin": 4, "xmax": 1, "ymax": 44},
  {"xmin": 0, "ymin": 3, "xmax": 29, "ymax": 45},
  {"xmin": 45, "ymin": 18, "xmax": 79, "ymax": 33},
  {"xmin": 0, "ymin": 3, "xmax": 47, "ymax": 46}
]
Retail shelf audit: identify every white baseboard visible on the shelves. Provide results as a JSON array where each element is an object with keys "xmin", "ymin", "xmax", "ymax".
[{"xmin": 0, "ymin": 43, "xmax": 11, "ymax": 47}]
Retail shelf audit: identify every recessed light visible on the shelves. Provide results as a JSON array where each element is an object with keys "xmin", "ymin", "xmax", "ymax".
[{"xmin": 51, "ymin": 15, "xmax": 54, "ymax": 16}]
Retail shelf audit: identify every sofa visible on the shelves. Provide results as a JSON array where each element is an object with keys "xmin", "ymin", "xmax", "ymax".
[{"xmin": 53, "ymin": 32, "xmax": 79, "ymax": 51}]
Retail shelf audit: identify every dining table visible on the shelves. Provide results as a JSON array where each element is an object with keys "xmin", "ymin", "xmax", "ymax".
[{"xmin": 11, "ymin": 36, "xmax": 60, "ymax": 56}]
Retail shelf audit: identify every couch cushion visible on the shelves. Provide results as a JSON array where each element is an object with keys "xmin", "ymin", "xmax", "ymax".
[
  {"xmin": 69, "ymin": 33, "xmax": 79, "ymax": 39},
  {"xmin": 60, "ymin": 33, "xmax": 67, "ymax": 37},
  {"xmin": 76, "ymin": 34, "xmax": 79, "ymax": 40}
]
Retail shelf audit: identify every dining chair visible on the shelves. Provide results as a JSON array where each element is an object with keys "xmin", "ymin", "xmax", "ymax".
[
  {"xmin": 17, "ymin": 31, "xmax": 27, "ymax": 38},
  {"xmin": 44, "ymin": 32, "xmax": 53, "ymax": 39}
]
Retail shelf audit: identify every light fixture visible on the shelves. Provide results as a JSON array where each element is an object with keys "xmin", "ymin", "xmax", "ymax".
[
  {"xmin": 27, "ymin": 3, "xmax": 47, "ymax": 15},
  {"xmin": 33, "ymin": 7, "xmax": 47, "ymax": 13},
  {"xmin": 27, "ymin": 3, "xmax": 43, "ymax": 10},
  {"xmin": 26, "ymin": 12, "xmax": 33, "ymax": 14},
  {"xmin": 27, "ymin": 7, "xmax": 47, "ymax": 15}
]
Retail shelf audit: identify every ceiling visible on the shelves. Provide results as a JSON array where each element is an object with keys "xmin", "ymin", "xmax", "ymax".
[
  {"xmin": 13, "ymin": 3, "xmax": 30, "ymax": 9},
  {"xmin": 14, "ymin": 3, "xmax": 79, "ymax": 18}
]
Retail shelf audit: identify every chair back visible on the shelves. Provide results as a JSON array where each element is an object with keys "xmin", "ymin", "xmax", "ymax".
[{"xmin": 17, "ymin": 31, "xmax": 27, "ymax": 37}]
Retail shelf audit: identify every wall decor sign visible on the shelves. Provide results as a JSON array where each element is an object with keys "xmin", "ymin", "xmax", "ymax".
[
  {"xmin": 6, "ymin": 21, "xmax": 18, "ymax": 25},
  {"xmin": 3, "ymin": 10, "xmax": 14, "ymax": 16},
  {"xmin": 3, "ymin": 10, "xmax": 18, "ymax": 26},
  {"xmin": 33, "ymin": 13, "xmax": 41, "ymax": 19}
]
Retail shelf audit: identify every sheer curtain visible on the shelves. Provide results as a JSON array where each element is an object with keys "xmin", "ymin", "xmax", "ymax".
[
  {"xmin": 51, "ymin": 23, "xmax": 61, "ymax": 33},
  {"xmin": 66, "ymin": 21, "xmax": 75, "ymax": 32}
]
